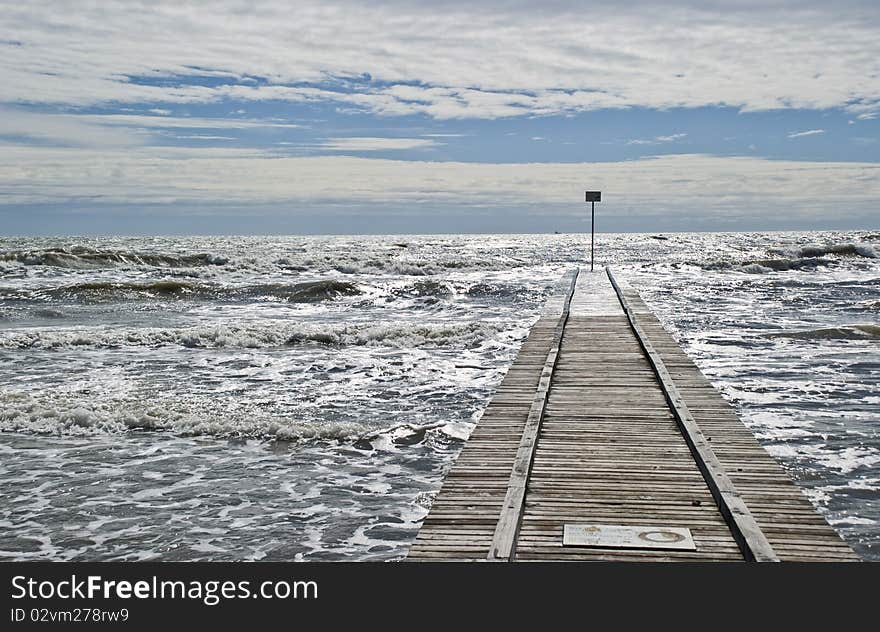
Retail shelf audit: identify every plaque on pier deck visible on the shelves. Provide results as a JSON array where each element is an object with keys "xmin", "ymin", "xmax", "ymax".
[{"xmin": 563, "ymin": 524, "xmax": 696, "ymax": 551}]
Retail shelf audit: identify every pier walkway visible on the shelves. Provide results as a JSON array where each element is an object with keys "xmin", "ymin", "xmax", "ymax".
[{"xmin": 407, "ymin": 269, "xmax": 858, "ymax": 562}]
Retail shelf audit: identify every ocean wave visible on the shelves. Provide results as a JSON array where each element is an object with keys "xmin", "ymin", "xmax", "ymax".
[
  {"xmin": 695, "ymin": 241, "xmax": 878, "ymax": 274},
  {"xmin": 250, "ymin": 280, "xmax": 362, "ymax": 303},
  {"xmin": 5, "ymin": 279, "xmax": 362, "ymax": 303},
  {"xmin": 465, "ymin": 281, "xmax": 540, "ymax": 300},
  {"xmin": 4, "ymin": 277, "xmax": 539, "ymax": 306},
  {"xmin": 739, "ymin": 257, "xmax": 834, "ymax": 273},
  {"xmin": 396, "ymin": 280, "xmax": 454, "ymax": 299},
  {"xmin": 0, "ymin": 390, "xmax": 474, "ymax": 443},
  {"xmin": 332, "ymin": 260, "xmax": 437, "ymax": 276},
  {"xmin": 0, "ymin": 246, "xmax": 229, "ymax": 269},
  {"xmin": 700, "ymin": 257, "xmax": 833, "ymax": 274},
  {"xmin": 0, "ymin": 320, "xmax": 511, "ymax": 350},
  {"xmin": 1, "ymin": 243, "xmax": 533, "ymax": 278},
  {"xmin": 0, "ymin": 390, "xmax": 374, "ymax": 440},
  {"xmin": 764, "ymin": 324, "xmax": 880, "ymax": 341},
  {"xmin": 770, "ymin": 243, "xmax": 878, "ymax": 260},
  {"xmin": 330, "ymin": 256, "xmax": 526, "ymax": 276},
  {"xmin": 32, "ymin": 307, "xmax": 65, "ymax": 318}
]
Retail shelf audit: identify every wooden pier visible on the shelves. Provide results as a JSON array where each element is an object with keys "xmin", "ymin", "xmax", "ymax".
[{"xmin": 407, "ymin": 269, "xmax": 859, "ymax": 562}]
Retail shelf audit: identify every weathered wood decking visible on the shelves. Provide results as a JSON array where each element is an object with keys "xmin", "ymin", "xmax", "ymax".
[{"xmin": 407, "ymin": 269, "xmax": 858, "ymax": 562}]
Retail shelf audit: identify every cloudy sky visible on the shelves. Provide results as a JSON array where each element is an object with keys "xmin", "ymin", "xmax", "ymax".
[{"xmin": 1, "ymin": 0, "xmax": 879, "ymax": 234}]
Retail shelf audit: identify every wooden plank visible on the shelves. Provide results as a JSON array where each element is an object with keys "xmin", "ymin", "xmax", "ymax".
[
  {"xmin": 606, "ymin": 267, "xmax": 779, "ymax": 563},
  {"xmin": 407, "ymin": 272, "xmax": 577, "ymax": 561},
  {"xmin": 487, "ymin": 268, "xmax": 580, "ymax": 561},
  {"xmin": 514, "ymin": 273, "xmax": 744, "ymax": 562},
  {"xmin": 408, "ymin": 267, "xmax": 859, "ymax": 563}
]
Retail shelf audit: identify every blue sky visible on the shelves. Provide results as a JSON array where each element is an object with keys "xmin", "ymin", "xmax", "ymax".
[{"xmin": 1, "ymin": 0, "xmax": 878, "ymax": 234}]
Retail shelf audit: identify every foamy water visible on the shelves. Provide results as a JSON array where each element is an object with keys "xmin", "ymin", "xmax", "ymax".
[{"xmin": 0, "ymin": 232, "xmax": 877, "ymax": 560}]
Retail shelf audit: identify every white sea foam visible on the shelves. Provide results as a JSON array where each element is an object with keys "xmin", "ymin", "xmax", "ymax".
[
  {"xmin": 0, "ymin": 320, "xmax": 512, "ymax": 350},
  {"xmin": 767, "ymin": 444, "xmax": 880, "ymax": 475},
  {"xmin": 0, "ymin": 390, "xmax": 376, "ymax": 439}
]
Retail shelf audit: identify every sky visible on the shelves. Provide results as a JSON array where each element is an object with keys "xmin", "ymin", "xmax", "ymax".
[{"xmin": 1, "ymin": 0, "xmax": 879, "ymax": 234}]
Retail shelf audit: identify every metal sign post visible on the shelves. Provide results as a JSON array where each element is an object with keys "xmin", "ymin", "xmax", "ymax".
[{"xmin": 585, "ymin": 191, "xmax": 601, "ymax": 271}]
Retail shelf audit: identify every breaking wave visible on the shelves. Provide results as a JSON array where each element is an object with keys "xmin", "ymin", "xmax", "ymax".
[
  {"xmin": 698, "ymin": 256, "xmax": 833, "ymax": 274},
  {"xmin": 330, "ymin": 257, "xmax": 528, "ymax": 276},
  {"xmin": 0, "ymin": 390, "xmax": 374, "ymax": 440},
  {"xmin": 247, "ymin": 280, "xmax": 362, "ymax": 303},
  {"xmin": 737, "ymin": 257, "xmax": 834, "ymax": 273},
  {"xmin": 0, "ymin": 246, "xmax": 229, "ymax": 269},
  {"xmin": 395, "ymin": 280, "xmax": 454, "ymax": 300},
  {"xmin": 0, "ymin": 320, "xmax": 512, "ymax": 350},
  {"xmin": 699, "ymin": 241, "xmax": 877, "ymax": 274},
  {"xmin": 771, "ymin": 243, "xmax": 878, "ymax": 259},
  {"xmin": 466, "ymin": 281, "xmax": 540, "ymax": 300},
  {"xmin": 0, "ymin": 391, "xmax": 474, "ymax": 442},
  {"xmin": 765, "ymin": 324, "xmax": 880, "ymax": 341},
  {"xmin": 5, "ymin": 279, "xmax": 362, "ymax": 303}
]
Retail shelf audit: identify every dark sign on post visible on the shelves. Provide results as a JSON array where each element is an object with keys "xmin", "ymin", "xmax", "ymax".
[{"xmin": 585, "ymin": 191, "xmax": 602, "ymax": 271}]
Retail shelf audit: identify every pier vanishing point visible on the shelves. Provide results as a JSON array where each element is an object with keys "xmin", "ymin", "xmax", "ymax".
[{"xmin": 408, "ymin": 269, "xmax": 859, "ymax": 562}]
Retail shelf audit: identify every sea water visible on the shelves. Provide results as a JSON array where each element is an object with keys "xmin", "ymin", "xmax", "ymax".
[{"xmin": 0, "ymin": 232, "xmax": 877, "ymax": 560}]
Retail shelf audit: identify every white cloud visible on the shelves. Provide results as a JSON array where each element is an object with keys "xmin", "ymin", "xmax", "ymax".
[
  {"xmin": 316, "ymin": 137, "xmax": 439, "ymax": 151},
  {"xmin": 0, "ymin": 1, "xmax": 878, "ymax": 119},
  {"xmin": 628, "ymin": 133, "xmax": 687, "ymax": 145},
  {"xmin": 656, "ymin": 134, "xmax": 688, "ymax": 142},
  {"xmin": 0, "ymin": 146, "xmax": 877, "ymax": 222},
  {"xmin": 79, "ymin": 114, "xmax": 302, "ymax": 130},
  {"xmin": 0, "ymin": 107, "xmax": 303, "ymax": 148},
  {"xmin": 787, "ymin": 129, "xmax": 826, "ymax": 138},
  {"xmin": 0, "ymin": 107, "xmax": 144, "ymax": 147},
  {"xmin": 173, "ymin": 135, "xmax": 235, "ymax": 140}
]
